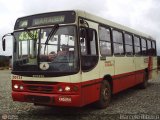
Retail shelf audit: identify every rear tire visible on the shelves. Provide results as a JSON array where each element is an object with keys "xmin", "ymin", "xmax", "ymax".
[
  {"xmin": 139, "ymin": 71, "xmax": 148, "ymax": 89},
  {"xmin": 95, "ymin": 80, "xmax": 111, "ymax": 109}
]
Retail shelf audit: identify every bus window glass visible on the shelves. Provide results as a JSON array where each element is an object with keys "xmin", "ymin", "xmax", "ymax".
[
  {"xmin": 18, "ymin": 41, "xmax": 28, "ymax": 58},
  {"xmin": 80, "ymin": 28, "xmax": 87, "ymax": 55},
  {"xmin": 113, "ymin": 30, "xmax": 124, "ymax": 55},
  {"xmin": 147, "ymin": 40, "xmax": 152, "ymax": 55},
  {"xmin": 147, "ymin": 40, "xmax": 151, "ymax": 49},
  {"xmin": 141, "ymin": 38, "xmax": 147, "ymax": 56},
  {"xmin": 99, "ymin": 26, "xmax": 111, "ymax": 56},
  {"xmin": 152, "ymin": 41, "xmax": 156, "ymax": 56},
  {"xmin": 113, "ymin": 30, "xmax": 123, "ymax": 43},
  {"xmin": 134, "ymin": 46, "xmax": 141, "ymax": 55},
  {"xmin": 114, "ymin": 43, "xmax": 124, "ymax": 55},
  {"xmin": 134, "ymin": 36, "xmax": 140, "ymax": 46},
  {"xmin": 125, "ymin": 45, "xmax": 133, "ymax": 55},
  {"xmin": 134, "ymin": 36, "xmax": 141, "ymax": 55},
  {"xmin": 100, "ymin": 42, "xmax": 111, "ymax": 56},
  {"xmin": 90, "ymin": 32, "xmax": 97, "ymax": 55},
  {"xmin": 80, "ymin": 27, "xmax": 98, "ymax": 71},
  {"xmin": 125, "ymin": 34, "xmax": 132, "ymax": 45},
  {"xmin": 99, "ymin": 26, "xmax": 111, "ymax": 41},
  {"xmin": 80, "ymin": 40, "xmax": 87, "ymax": 55},
  {"xmin": 141, "ymin": 38, "xmax": 146, "ymax": 48},
  {"xmin": 124, "ymin": 33, "xmax": 133, "ymax": 55},
  {"xmin": 14, "ymin": 26, "xmax": 78, "ymax": 72}
]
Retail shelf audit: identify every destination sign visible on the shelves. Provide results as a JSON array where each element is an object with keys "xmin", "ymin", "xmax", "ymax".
[
  {"xmin": 19, "ymin": 20, "xmax": 28, "ymax": 28},
  {"xmin": 14, "ymin": 11, "xmax": 76, "ymax": 30},
  {"xmin": 32, "ymin": 16, "xmax": 65, "ymax": 26}
]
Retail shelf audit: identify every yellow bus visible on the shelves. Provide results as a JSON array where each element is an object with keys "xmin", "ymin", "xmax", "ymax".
[{"xmin": 2, "ymin": 10, "xmax": 158, "ymax": 108}]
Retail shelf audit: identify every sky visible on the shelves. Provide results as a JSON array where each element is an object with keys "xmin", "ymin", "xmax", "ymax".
[{"xmin": 0, "ymin": 0, "xmax": 160, "ymax": 56}]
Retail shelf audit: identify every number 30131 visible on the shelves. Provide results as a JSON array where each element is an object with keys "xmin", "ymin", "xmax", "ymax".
[{"xmin": 12, "ymin": 75, "xmax": 22, "ymax": 80}]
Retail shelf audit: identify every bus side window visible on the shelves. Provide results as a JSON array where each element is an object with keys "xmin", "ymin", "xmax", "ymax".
[
  {"xmin": 112, "ymin": 30, "xmax": 124, "ymax": 55},
  {"xmin": 134, "ymin": 36, "xmax": 141, "ymax": 56},
  {"xmin": 80, "ymin": 27, "xmax": 98, "ymax": 55},
  {"xmin": 141, "ymin": 38, "xmax": 147, "ymax": 56},
  {"xmin": 151, "ymin": 41, "xmax": 156, "ymax": 56},
  {"xmin": 147, "ymin": 40, "xmax": 152, "ymax": 56},
  {"xmin": 79, "ymin": 27, "xmax": 98, "ymax": 71},
  {"xmin": 99, "ymin": 26, "xmax": 112, "ymax": 56},
  {"xmin": 124, "ymin": 33, "xmax": 133, "ymax": 56}
]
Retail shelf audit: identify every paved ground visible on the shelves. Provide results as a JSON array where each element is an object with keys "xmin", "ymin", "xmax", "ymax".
[{"xmin": 0, "ymin": 70, "xmax": 160, "ymax": 120}]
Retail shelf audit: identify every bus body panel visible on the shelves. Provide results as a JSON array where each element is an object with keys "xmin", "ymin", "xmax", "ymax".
[
  {"xmin": 11, "ymin": 10, "xmax": 158, "ymax": 107},
  {"xmin": 12, "ymin": 91, "xmax": 82, "ymax": 107},
  {"xmin": 99, "ymin": 57, "xmax": 115, "ymax": 77},
  {"xmin": 12, "ymin": 72, "xmax": 82, "ymax": 83},
  {"xmin": 150, "ymin": 57, "xmax": 158, "ymax": 80},
  {"xmin": 80, "ymin": 20, "xmax": 101, "ymax": 105}
]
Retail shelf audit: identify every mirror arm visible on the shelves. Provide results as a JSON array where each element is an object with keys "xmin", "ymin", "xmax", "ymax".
[
  {"xmin": 80, "ymin": 19, "xmax": 89, "ymax": 28},
  {"xmin": 2, "ymin": 33, "xmax": 13, "ymax": 40}
]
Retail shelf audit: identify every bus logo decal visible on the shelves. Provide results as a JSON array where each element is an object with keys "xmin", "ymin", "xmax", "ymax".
[
  {"xmin": 105, "ymin": 61, "xmax": 114, "ymax": 67},
  {"xmin": 39, "ymin": 62, "xmax": 49, "ymax": 70}
]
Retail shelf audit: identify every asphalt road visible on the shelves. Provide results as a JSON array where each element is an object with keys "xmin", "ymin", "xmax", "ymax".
[{"xmin": 0, "ymin": 70, "xmax": 160, "ymax": 120}]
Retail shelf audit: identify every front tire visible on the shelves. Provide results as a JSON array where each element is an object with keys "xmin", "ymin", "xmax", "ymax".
[{"xmin": 95, "ymin": 80, "xmax": 111, "ymax": 109}]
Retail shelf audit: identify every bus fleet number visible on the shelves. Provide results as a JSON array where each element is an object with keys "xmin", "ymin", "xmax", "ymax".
[{"xmin": 12, "ymin": 75, "xmax": 22, "ymax": 80}]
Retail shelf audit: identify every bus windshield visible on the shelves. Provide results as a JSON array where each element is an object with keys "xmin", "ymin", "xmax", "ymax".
[{"xmin": 13, "ymin": 25, "xmax": 78, "ymax": 73}]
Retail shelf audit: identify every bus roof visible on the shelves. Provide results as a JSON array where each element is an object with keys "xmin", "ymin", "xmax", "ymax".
[
  {"xmin": 75, "ymin": 10, "xmax": 155, "ymax": 40},
  {"xmin": 15, "ymin": 10, "xmax": 155, "ymax": 40}
]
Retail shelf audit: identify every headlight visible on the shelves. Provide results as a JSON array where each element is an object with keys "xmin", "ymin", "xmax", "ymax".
[
  {"xmin": 65, "ymin": 86, "xmax": 71, "ymax": 92},
  {"xmin": 14, "ymin": 84, "xmax": 19, "ymax": 89}
]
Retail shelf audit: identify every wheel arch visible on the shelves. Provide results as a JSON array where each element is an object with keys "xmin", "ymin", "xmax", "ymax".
[
  {"xmin": 144, "ymin": 68, "xmax": 149, "ymax": 79},
  {"xmin": 103, "ymin": 74, "xmax": 113, "ymax": 94},
  {"xmin": 145, "ymin": 68, "xmax": 148, "ymax": 73}
]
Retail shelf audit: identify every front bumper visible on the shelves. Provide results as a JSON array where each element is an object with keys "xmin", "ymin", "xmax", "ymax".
[{"xmin": 12, "ymin": 91, "xmax": 82, "ymax": 107}]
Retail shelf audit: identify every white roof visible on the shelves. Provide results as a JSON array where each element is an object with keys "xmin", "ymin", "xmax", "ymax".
[{"xmin": 75, "ymin": 10, "xmax": 155, "ymax": 40}]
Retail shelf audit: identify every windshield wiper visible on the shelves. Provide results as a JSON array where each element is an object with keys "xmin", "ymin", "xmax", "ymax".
[{"xmin": 45, "ymin": 24, "xmax": 59, "ymax": 45}]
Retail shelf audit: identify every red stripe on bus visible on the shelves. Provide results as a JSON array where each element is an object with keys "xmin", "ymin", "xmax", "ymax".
[
  {"xmin": 12, "ymin": 69, "xmax": 148, "ymax": 106},
  {"xmin": 111, "ymin": 70, "xmax": 144, "ymax": 93}
]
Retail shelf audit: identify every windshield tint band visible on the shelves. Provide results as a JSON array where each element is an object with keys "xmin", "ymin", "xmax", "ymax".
[{"xmin": 14, "ymin": 11, "xmax": 76, "ymax": 30}]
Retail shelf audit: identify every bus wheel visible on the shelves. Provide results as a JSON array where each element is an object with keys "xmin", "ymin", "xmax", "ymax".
[
  {"xmin": 139, "ymin": 71, "xmax": 148, "ymax": 89},
  {"xmin": 95, "ymin": 80, "xmax": 111, "ymax": 109}
]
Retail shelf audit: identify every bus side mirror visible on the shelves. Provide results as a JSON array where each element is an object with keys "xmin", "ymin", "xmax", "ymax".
[
  {"xmin": 79, "ymin": 28, "xmax": 94, "ymax": 42},
  {"xmin": 2, "ymin": 32, "xmax": 13, "ymax": 51},
  {"xmin": 2, "ymin": 38, "xmax": 6, "ymax": 51},
  {"xmin": 79, "ymin": 28, "xmax": 86, "ymax": 43},
  {"xmin": 86, "ymin": 28, "xmax": 94, "ymax": 41}
]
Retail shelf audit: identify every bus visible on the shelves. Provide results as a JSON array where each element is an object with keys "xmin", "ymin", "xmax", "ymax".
[{"xmin": 2, "ymin": 10, "xmax": 158, "ymax": 108}]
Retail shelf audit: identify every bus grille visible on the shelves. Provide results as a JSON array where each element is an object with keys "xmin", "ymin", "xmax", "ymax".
[
  {"xmin": 27, "ymin": 85, "xmax": 53, "ymax": 93},
  {"xmin": 23, "ymin": 81, "xmax": 58, "ymax": 85}
]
